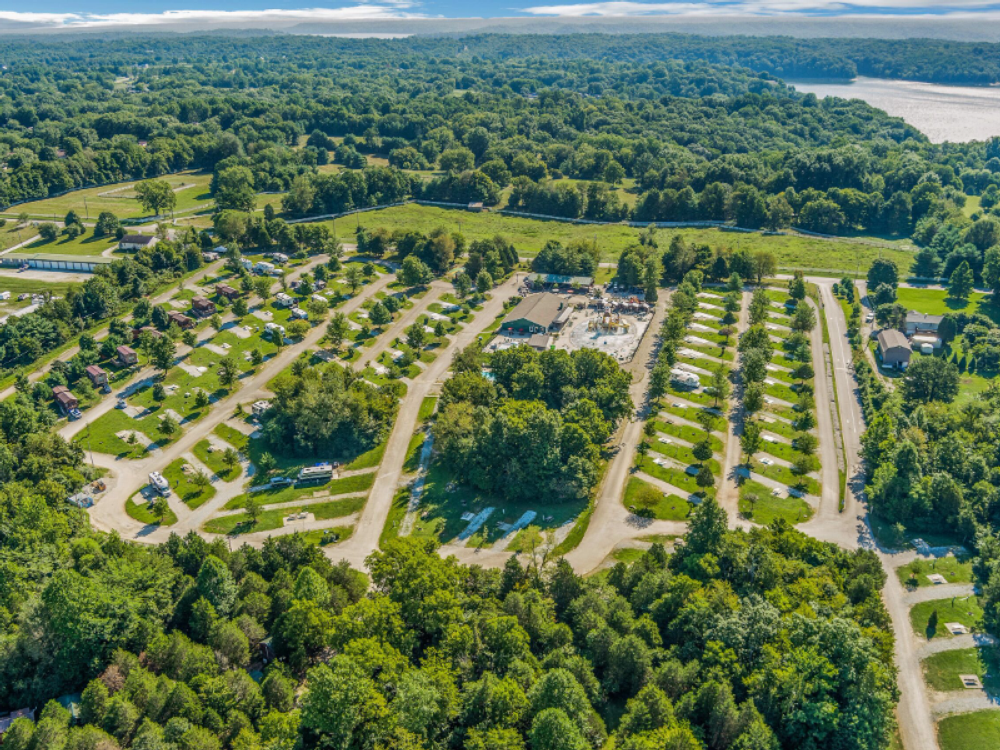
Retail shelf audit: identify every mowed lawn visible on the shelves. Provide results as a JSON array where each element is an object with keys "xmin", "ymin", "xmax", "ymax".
[
  {"xmin": 3, "ymin": 171, "xmax": 215, "ymax": 221},
  {"xmin": 896, "ymin": 287, "xmax": 1000, "ymax": 325},
  {"xmin": 22, "ymin": 227, "xmax": 120, "ymax": 258},
  {"xmin": 938, "ymin": 711, "xmax": 1000, "ymax": 750},
  {"xmin": 922, "ymin": 647, "xmax": 999, "ymax": 693},
  {"xmin": 321, "ymin": 204, "xmax": 914, "ymax": 272},
  {"xmin": 910, "ymin": 595, "xmax": 984, "ymax": 639}
]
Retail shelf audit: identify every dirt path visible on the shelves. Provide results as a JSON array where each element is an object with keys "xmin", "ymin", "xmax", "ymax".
[
  {"xmin": 329, "ymin": 277, "xmax": 520, "ymax": 569},
  {"xmin": 561, "ymin": 294, "xmax": 668, "ymax": 573}
]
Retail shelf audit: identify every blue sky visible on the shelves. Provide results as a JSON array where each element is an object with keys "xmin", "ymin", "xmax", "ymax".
[{"xmin": 2, "ymin": 1, "xmax": 1000, "ymax": 27}]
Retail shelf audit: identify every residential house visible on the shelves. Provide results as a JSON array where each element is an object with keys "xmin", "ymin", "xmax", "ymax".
[
  {"xmin": 167, "ymin": 311, "xmax": 194, "ymax": 330},
  {"xmin": 905, "ymin": 311, "xmax": 944, "ymax": 336},
  {"xmin": 118, "ymin": 234, "xmax": 158, "ymax": 252},
  {"xmin": 85, "ymin": 364, "xmax": 108, "ymax": 388},
  {"xmin": 216, "ymin": 284, "xmax": 240, "ymax": 301},
  {"xmin": 191, "ymin": 296, "xmax": 216, "ymax": 317},
  {"xmin": 877, "ymin": 329, "xmax": 912, "ymax": 369},
  {"xmin": 117, "ymin": 345, "xmax": 138, "ymax": 366},
  {"xmin": 135, "ymin": 325, "xmax": 163, "ymax": 341},
  {"xmin": 0, "ymin": 708, "xmax": 36, "ymax": 737},
  {"xmin": 52, "ymin": 385, "xmax": 78, "ymax": 415}
]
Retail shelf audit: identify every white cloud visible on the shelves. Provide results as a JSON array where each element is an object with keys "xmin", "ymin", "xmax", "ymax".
[
  {"xmin": 519, "ymin": 0, "xmax": 1000, "ymax": 15},
  {"xmin": 0, "ymin": 6, "xmax": 425, "ymax": 28}
]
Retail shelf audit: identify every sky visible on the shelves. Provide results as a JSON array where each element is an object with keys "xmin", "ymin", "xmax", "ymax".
[{"xmin": 3, "ymin": 0, "xmax": 1000, "ymax": 28}]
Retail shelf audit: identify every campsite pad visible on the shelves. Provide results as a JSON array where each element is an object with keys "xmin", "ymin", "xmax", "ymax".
[
  {"xmin": 115, "ymin": 429, "xmax": 157, "ymax": 451},
  {"xmin": 178, "ymin": 363, "xmax": 207, "ymax": 378}
]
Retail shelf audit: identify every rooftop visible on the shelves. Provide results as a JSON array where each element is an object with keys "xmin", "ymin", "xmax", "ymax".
[
  {"xmin": 120, "ymin": 234, "xmax": 156, "ymax": 245},
  {"xmin": 527, "ymin": 272, "xmax": 593, "ymax": 286},
  {"xmin": 877, "ymin": 329, "xmax": 911, "ymax": 352},
  {"xmin": 905, "ymin": 311, "xmax": 944, "ymax": 324},
  {"xmin": 504, "ymin": 292, "xmax": 565, "ymax": 329}
]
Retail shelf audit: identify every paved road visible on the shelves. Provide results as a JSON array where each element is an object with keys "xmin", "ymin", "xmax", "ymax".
[
  {"xmin": 331, "ymin": 275, "xmax": 521, "ymax": 569},
  {"xmin": 810, "ymin": 276, "xmax": 937, "ymax": 750},
  {"xmin": 86, "ymin": 272, "xmax": 396, "ymax": 540},
  {"xmin": 561, "ymin": 295, "xmax": 669, "ymax": 573}
]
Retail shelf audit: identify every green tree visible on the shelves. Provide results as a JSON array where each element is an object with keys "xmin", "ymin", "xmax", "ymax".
[
  {"xmin": 197, "ymin": 555, "xmax": 238, "ymax": 617},
  {"xmin": 345, "ymin": 265, "xmax": 364, "ymax": 294},
  {"xmin": 400, "ymin": 255, "xmax": 433, "ymax": 287},
  {"xmin": 326, "ymin": 313, "xmax": 348, "ymax": 350},
  {"xmin": 135, "ymin": 179, "xmax": 177, "ymax": 216},
  {"xmin": 214, "ymin": 165, "xmax": 257, "ymax": 212},
  {"xmin": 476, "ymin": 270, "xmax": 494, "ymax": 294},
  {"xmin": 407, "ymin": 323, "xmax": 426, "ymax": 350},
  {"xmin": 902, "ymin": 356, "xmax": 960, "ymax": 403},
  {"xmin": 948, "ymin": 260, "xmax": 974, "ymax": 301},
  {"xmin": 159, "ymin": 414, "xmax": 178, "ymax": 437},
  {"xmin": 369, "ymin": 301, "xmax": 391, "ymax": 328}
]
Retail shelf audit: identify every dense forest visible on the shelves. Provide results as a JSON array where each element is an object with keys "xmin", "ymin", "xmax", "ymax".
[{"xmin": 0, "ymin": 467, "xmax": 899, "ymax": 750}]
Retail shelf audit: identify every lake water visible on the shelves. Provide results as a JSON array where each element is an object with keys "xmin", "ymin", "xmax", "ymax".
[{"xmin": 788, "ymin": 76, "xmax": 1000, "ymax": 144}]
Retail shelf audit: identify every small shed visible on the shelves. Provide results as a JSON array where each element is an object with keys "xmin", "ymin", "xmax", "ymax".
[
  {"xmin": 216, "ymin": 284, "xmax": 240, "ymax": 301},
  {"xmin": 877, "ymin": 329, "xmax": 911, "ymax": 369},
  {"xmin": 117, "ymin": 345, "xmax": 138, "ymax": 367},
  {"xmin": 167, "ymin": 311, "xmax": 194, "ymax": 330},
  {"xmin": 52, "ymin": 385, "xmax": 78, "ymax": 415},
  {"xmin": 85, "ymin": 364, "xmax": 107, "ymax": 387},
  {"xmin": 191, "ymin": 296, "xmax": 217, "ymax": 317},
  {"xmin": 118, "ymin": 234, "xmax": 158, "ymax": 252}
]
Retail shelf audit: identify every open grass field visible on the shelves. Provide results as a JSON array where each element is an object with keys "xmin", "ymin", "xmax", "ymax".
[
  {"xmin": 896, "ymin": 287, "xmax": 1000, "ymax": 325},
  {"xmin": 923, "ymin": 646, "xmax": 999, "ymax": 693},
  {"xmin": 317, "ymin": 204, "xmax": 915, "ymax": 272},
  {"xmin": 213, "ymin": 423, "xmax": 250, "ymax": 452},
  {"xmin": 3, "ymin": 171, "xmax": 215, "ymax": 222},
  {"xmin": 224, "ymin": 470, "xmax": 375, "ymax": 510},
  {"xmin": 0, "ymin": 273, "xmax": 81, "ymax": 299},
  {"xmin": 22, "ymin": 227, "xmax": 120, "ymax": 259},
  {"xmin": 897, "ymin": 554, "xmax": 974, "ymax": 589},
  {"xmin": 624, "ymin": 476, "xmax": 694, "ymax": 521},
  {"xmin": 204, "ymin": 495, "xmax": 365, "ymax": 536},
  {"xmin": 163, "ymin": 458, "xmax": 216, "ymax": 509},
  {"xmin": 910, "ymin": 595, "xmax": 984, "ymax": 640},
  {"xmin": 193, "ymin": 440, "xmax": 241, "ymax": 482},
  {"xmin": 937, "ymin": 711, "xmax": 1000, "ymax": 750},
  {"xmin": 384, "ymin": 461, "xmax": 587, "ymax": 548},
  {"xmin": 125, "ymin": 492, "xmax": 177, "ymax": 527},
  {"xmin": 738, "ymin": 479, "xmax": 813, "ymax": 525}
]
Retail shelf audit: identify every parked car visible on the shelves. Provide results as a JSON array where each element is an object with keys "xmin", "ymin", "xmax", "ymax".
[
  {"xmin": 270, "ymin": 476, "xmax": 293, "ymax": 487},
  {"xmin": 116, "ymin": 398, "xmax": 127, "ymax": 409},
  {"xmin": 69, "ymin": 408, "xmax": 83, "ymax": 420}
]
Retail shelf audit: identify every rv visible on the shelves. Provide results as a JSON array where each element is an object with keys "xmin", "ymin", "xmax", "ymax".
[
  {"xmin": 297, "ymin": 463, "xmax": 334, "ymax": 483},
  {"xmin": 148, "ymin": 472, "xmax": 170, "ymax": 496},
  {"xmin": 254, "ymin": 261, "xmax": 275, "ymax": 276},
  {"xmin": 274, "ymin": 292, "xmax": 295, "ymax": 308},
  {"xmin": 290, "ymin": 307, "xmax": 308, "ymax": 320},
  {"xmin": 264, "ymin": 322, "xmax": 286, "ymax": 339}
]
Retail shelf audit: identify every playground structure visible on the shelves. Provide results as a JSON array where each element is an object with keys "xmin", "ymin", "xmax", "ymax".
[
  {"xmin": 559, "ymin": 305, "xmax": 650, "ymax": 362},
  {"xmin": 589, "ymin": 311, "xmax": 628, "ymax": 335}
]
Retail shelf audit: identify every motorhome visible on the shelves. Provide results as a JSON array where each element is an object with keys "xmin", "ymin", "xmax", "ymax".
[
  {"xmin": 148, "ymin": 472, "xmax": 170, "ymax": 496},
  {"xmin": 297, "ymin": 463, "xmax": 334, "ymax": 483}
]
